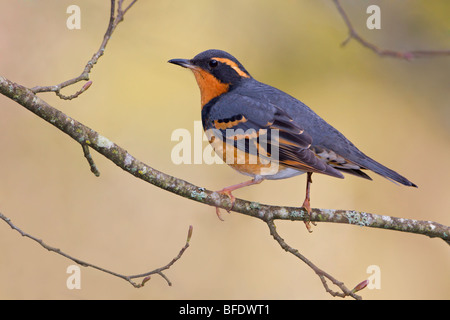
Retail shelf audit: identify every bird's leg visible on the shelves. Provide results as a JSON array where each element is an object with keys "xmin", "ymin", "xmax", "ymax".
[
  {"xmin": 215, "ymin": 177, "xmax": 263, "ymax": 220},
  {"xmin": 302, "ymin": 172, "xmax": 315, "ymax": 233}
]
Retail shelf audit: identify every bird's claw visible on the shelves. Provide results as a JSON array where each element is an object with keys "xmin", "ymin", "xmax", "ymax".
[
  {"xmin": 302, "ymin": 197, "xmax": 316, "ymax": 233},
  {"xmin": 215, "ymin": 189, "xmax": 236, "ymax": 221}
]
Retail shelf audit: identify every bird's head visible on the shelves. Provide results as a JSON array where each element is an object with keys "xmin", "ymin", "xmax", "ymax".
[{"xmin": 169, "ymin": 49, "xmax": 251, "ymax": 107}]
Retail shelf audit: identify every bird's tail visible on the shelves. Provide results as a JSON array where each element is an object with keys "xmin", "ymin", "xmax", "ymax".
[{"xmin": 360, "ymin": 157, "xmax": 417, "ymax": 188}]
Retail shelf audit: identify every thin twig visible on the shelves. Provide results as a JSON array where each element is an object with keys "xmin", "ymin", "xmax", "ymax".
[
  {"xmin": 0, "ymin": 211, "xmax": 192, "ymax": 288},
  {"xmin": 55, "ymin": 81, "xmax": 93, "ymax": 100},
  {"xmin": 30, "ymin": 0, "xmax": 137, "ymax": 175},
  {"xmin": 127, "ymin": 225, "xmax": 193, "ymax": 287},
  {"xmin": 82, "ymin": 143, "xmax": 100, "ymax": 176},
  {"xmin": 333, "ymin": 0, "xmax": 450, "ymax": 60},
  {"xmin": 30, "ymin": 0, "xmax": 138, "ymax": 97},
  {"xmin": 266, "ymin": 220, "xmax": 362, "ymax": 299}
]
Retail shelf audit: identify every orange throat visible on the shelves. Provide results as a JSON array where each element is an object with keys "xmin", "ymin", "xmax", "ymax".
[{"xmin": 191, "ymin": 68, "xmax": 229, "ymax": 107}]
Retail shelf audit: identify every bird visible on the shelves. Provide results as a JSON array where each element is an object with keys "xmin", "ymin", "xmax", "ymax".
[{"xmin": 168, "ymin": 49, "xmax": 417, "ymax": 231}]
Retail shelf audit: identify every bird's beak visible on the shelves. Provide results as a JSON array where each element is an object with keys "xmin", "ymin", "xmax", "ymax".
[{"xmin": 168, "ymin": 58, "xmax": 195, "ymax": 69}]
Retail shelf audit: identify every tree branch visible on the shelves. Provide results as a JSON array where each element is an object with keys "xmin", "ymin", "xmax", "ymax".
[
  {"xmin": 30, "ymin": 0, "xmax": 137, "ymax": 98},
  {"xmin": 333, "ymin": 0, "xmax": 450, "ymax": 60},
  {"xmin": 0, "ymin": 211, "xmax": 193, "ymax": 288},
  {"xmin": 2, "ymin": 78, "xmax": 448, "ymax": 243},
  {"xmin": 267, "ymin": 220, "xmax": 362, "ymax": 299}
]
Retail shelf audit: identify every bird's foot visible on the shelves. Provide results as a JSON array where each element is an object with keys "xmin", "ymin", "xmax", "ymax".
[
  {"xmin": 215, "ymin": 188, "xmax": 236, "ymax": 221},
  {"xmin": 302, "ymin": 197, "xmax": 316, "ymax": 233},
  {"xmin": 213, "ymin": 178, "xmax": 263, "ymax": 221}
]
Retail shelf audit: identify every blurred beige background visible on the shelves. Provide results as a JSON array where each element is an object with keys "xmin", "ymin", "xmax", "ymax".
[{"xmin": 0, "ymin": 0, "xmax": 449, "ymax": 300}]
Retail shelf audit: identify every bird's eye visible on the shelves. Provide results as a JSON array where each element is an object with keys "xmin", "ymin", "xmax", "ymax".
[{"xmin": 209, "ymin": 59, "xmax": 218, "ymax": 69}]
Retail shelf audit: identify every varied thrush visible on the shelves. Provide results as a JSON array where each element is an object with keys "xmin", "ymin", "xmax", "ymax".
[{"xmin": 169, "ymin": 49, "xmax": 417, "ymax": 231}]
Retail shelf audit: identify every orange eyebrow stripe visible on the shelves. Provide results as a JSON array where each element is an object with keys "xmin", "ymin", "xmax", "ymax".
[{"xmin": 213, "ymin": 57, "xmax": 251, "ymax": 78}]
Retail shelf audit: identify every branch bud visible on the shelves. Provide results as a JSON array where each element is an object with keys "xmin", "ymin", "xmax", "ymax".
[
  {"xmin": 140, "ymin": 276, "xmax": 151, "ymax": 287},
  {"xmin": 186, "ymin": 225, "xmax": 193, "ymax": 243},
  {"xmin": 81, "ymin": 81, "xmax": 93, "ymax": 92},
  {"xmin": 351, "ymin": 279, "xmax": 369, "ymax": 293}
]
